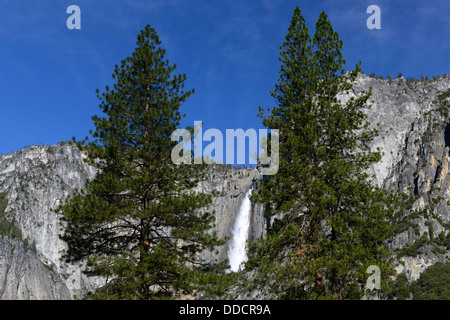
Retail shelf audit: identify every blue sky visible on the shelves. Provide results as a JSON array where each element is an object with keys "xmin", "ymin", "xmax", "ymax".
[{"xmin": 1, "ymin": 0, "xmax": 450, "ymax": 157}]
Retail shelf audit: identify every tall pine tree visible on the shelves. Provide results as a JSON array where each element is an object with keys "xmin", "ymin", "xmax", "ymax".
[
  {"xmin": 247, "ymin": 9, "xmax": 401, "ymax": 300},
  {"xmin": 57, "ymin": 25, "xmax": 224, "ymax": 300}
]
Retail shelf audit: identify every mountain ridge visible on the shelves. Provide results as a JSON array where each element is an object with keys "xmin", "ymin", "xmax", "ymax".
[{"xmin": 0, "ymin": 73, "xmax": 449, "ymax": 299}]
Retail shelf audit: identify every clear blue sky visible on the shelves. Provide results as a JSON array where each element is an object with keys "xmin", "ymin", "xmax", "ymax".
[{"xmin": 1, "ymin": 0, "xmax": 450, "ymax": 156}]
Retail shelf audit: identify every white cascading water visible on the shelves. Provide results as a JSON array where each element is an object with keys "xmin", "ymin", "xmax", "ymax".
[{"xmin": 227, "ymin": 187, "xmax": 253, "ymax": 272}]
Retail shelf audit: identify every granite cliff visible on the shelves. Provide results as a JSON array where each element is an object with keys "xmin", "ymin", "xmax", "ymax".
[
  {"xmin": 0, "ymin": 144, "xmax": 264, "ymax": 299},
  {"xmin": 1, "ymin": 73, "xmax": 450, "ymax": 299}
]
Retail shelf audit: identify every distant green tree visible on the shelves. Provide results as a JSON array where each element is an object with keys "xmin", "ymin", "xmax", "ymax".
[
  {"xmin": 246, "ymin": 8, "xmax": 401, "ymax": 300},
  {"xmin": 57, "ymin": 25, "xmax": 224, "ymax": 299},
  {"xmin": 385, "ymin": 273, "xmax": 411, "ymax": 300},
  {"xmin": 411, "ymin": 262, "xmax": 450, "ymax": 300},
  {"xmin": 406, "ymin": 77, "xmax": 417, "ymax": 86},
  {"xmin": 0, "ymin": 193, "xmax": 22, "ymax": 239},
  {"xmin": 386, "ymin": 75, "xmax": 393, "ymax": 83}
]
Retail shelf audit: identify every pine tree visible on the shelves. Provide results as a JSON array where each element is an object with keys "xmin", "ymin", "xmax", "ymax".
[
  {"xmin": 57, "ymin": 25, "xmax": 224, "ymax": 299},
  {"xmin": 247, "ymin": 9, "xmax": 401, "ymax": 300}
]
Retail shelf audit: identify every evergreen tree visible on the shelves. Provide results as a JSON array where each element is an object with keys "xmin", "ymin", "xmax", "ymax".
[
  {"xmin": 410, "ymin": 262, "xmax": 450, "ymax": 300},
  {"xmin": 247, "ymin": 9, "xmax": 400, "ymax": 300},
  {"xmin": 57, "ymin": 25, "xmax": 224, "ymax": 299}
]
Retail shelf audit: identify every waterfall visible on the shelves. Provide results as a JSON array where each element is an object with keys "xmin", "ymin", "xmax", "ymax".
[{"xmin": 227, "ymin": 187, "xmax": 253, "ymax": 272}]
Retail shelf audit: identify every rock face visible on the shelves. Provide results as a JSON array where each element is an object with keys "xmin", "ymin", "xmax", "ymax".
[
  {"xmin": 345, "ymin": 74, "xmax": 450, "ymax": 282},
  {"xmin": 0, "ymin": 236, "xmax": 71, "ymax": 300},
  {"xmin": 0, "ymin": 74, "xmax": 450, "ymax": 299},
  {"xmin": 347, "ymin": 74, "xmax": 450, "ymax": 187},
  {"xmin": 198, "ymin": 165, "xmax": 265, "ymax": 264},
  {"xmin": 0, "ymin": 144, "xmax": 103, "ymax": 299}
]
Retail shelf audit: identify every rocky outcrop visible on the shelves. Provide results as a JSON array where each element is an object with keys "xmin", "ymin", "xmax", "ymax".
[
  {"xmin": 195, "ymin": 164, "xmax": 265, "ymax": 265},
  {"xmin": 344, "ymin": 74, "xmax": 450, "ymax": 282}
]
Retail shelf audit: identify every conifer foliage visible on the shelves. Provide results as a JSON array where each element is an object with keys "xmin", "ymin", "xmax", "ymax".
[
  {"xmin": 57, "ymin": 25, "xmax": 224, "ymax": 299},
  {"xmin": 248, "ymin": 8, "xmax": 401, "ymax": 299}
]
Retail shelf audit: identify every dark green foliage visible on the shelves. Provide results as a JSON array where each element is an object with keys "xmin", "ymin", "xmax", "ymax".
[
  {"xmin": 0, "ymin": 192, "xmax": 22, "ymax": 239},
  {"xmin": 444, "ymin": 232, "xmax": 450, "ymax": 249},
  {"xmin": 397, "ymin": 233, "xmax": 430, "ymax": 258},
  {"xmin": 246, "ymin": 8, "xmax": 401, "ymax": 300},
  {"xmin": 410, "ymin": 262, "xmax": 450, "ymax": 300},
  {"xmin": 23, "ymin": 237, "xmax": 37, "ymax": 253},
  {"xmin": 386, "ymin": 263, "xmax": 450, "ymax": 300},
  {"xmin": 57, "ymin": 25, "xmax": 225, "ymax": 300},
  {"xmin": 0, "ymin": 217, "xmax": 22, "ymax": 239},
  {"xmin": 406, "ymin": 77, "xmax": 418, "ymax": 86},
  {"xmin": 437, "ymin": 88, "xmax": 450, "ymax": 102},
  {"xmin": 385, "ymin": 273, "xmax": 411, "ymax": 300},
  {"xmin": 389, "ymin": 194, "xmax": 419, "ymax": 235},
  {"xmin": 435, "ymin": 231, "xmax": 450, "ymax": 250}
]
